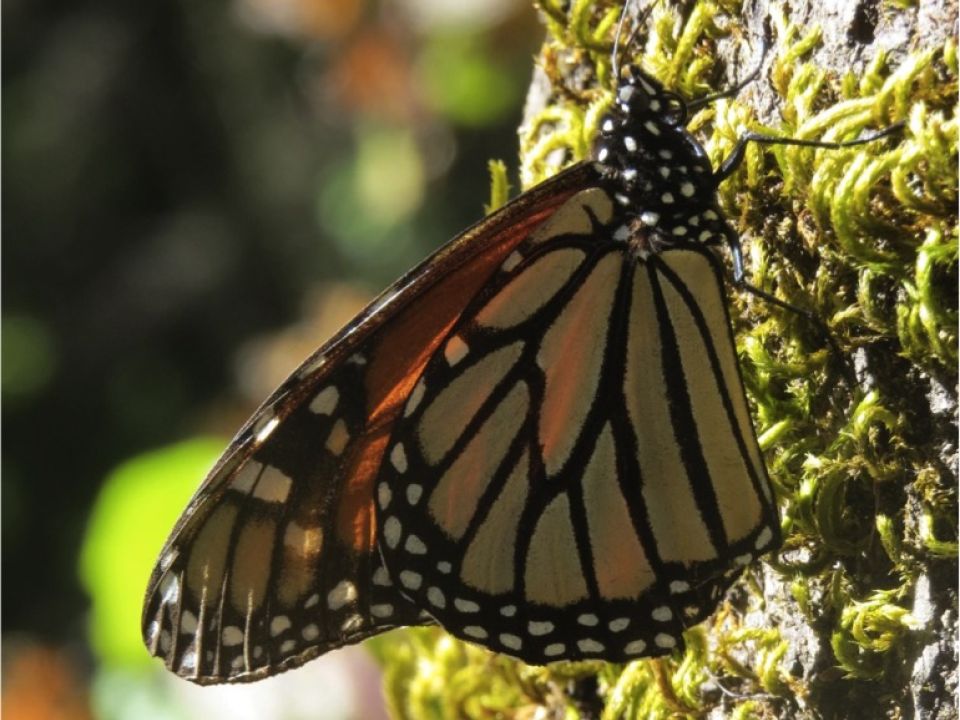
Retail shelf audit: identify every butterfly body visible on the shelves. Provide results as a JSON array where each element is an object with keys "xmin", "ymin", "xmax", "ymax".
[{"xmin": 143, "ymin": 59, "xmax": 780, "ymax": 682}]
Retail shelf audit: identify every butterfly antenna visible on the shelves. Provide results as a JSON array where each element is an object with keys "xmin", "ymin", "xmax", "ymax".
[
  {"xmin": 611, "ymin": 2, "xmax": 631, "ymax": 81},
  {"xmin": 714, "ymin": 122, "xmax": 905, "ymax": 184},
  {"xmin": 612, "ymin": 1, "xmax": 656, "ymax": 80}
]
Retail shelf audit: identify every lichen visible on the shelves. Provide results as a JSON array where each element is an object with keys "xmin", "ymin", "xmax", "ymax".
[{"xmin": 378, "ymin": 1, "xmax": 957, "ymax": 717}]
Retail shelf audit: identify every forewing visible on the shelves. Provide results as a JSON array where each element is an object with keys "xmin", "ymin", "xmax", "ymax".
[{"xmin": 142, "ymin": 163, "xmax": 599, "ymax": 683}]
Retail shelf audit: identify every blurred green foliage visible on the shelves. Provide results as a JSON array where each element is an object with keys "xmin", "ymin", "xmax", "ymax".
[{"xmin": 79, "ymin": 438, "xmax": 223, "ymax": 668}]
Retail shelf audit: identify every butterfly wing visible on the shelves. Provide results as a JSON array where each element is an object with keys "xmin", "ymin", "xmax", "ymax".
[
  {"xmin": 141, "ymin": 163, "xmax": 598, "ymax": 684},
  {"xmin": 375, "ymin": 185, "xmax": 781, "ymax": 664}
]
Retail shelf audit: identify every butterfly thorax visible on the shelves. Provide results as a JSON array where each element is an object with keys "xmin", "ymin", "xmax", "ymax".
[{"xmin": 593, "ymin": 65, "xmax": 731, "ymax": 251}]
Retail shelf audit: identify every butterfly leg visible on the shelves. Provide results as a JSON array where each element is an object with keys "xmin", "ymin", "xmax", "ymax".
[
  {"xmin": 718, "ymin": 224, "xmax": 859, "ymax": 387},
  {"xmin": 713, "ymin": 124, "xmax": 904, "ymax": 184}
]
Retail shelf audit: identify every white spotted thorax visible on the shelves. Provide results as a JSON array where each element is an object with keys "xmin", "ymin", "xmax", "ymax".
[{"xmin": 593, "ymin": 64, "xmax": 734, "ymax": 251}]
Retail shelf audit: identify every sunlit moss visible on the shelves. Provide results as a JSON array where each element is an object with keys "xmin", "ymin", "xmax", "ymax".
[
  {"xmin": 485, "ymin": 159, "xmax": 511, "ymax": 214},
  {"xmin": 379, "ymin": 0, "xmax": 956, "ymax": 717},
  {"xmin": 831, "ymin": 590, "xmax": 920, "ymax": 680}
]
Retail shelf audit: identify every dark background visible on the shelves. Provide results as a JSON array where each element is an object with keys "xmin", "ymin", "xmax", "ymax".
[{"xmin": 3, "ymin": 0, "xmax": 541, "ymax": 714}]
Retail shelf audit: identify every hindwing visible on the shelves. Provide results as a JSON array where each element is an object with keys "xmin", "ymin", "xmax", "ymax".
[{"xmin": 375, "ymin": 187, "xmax": 780, "ymax": 664}]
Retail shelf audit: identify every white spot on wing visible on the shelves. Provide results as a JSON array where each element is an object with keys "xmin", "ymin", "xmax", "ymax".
[
  {"xmin": 378, "ymin": 482, "xmax": 392, "ymax": 509},
  {"xmin": 404, "ymin": 534, "xmax": 427, "ymax": 554},
  {"xmin": 160, "ymin": 573, "xmax": 180, "ymax": 605},
  {"xmin": 528, "ymin": 621, "xmax": 554, "ymax": 636},
  {"xmin": 371, "ymin": 603, "xmax": 394, "ymax": 618},
  {"xmin": 309, "ymin": 386, "xmax": 339, "ymax": 415},
  {"xmin": 624, "ymin": 639, "xmax": 647, "ymax": 655},
  {"xmin": 222, "ymin": 626, "xmax": 243, "ymax": 646},
  {"xmin": 609, "ymin": 618, "xmax": 630, "ymax": 632},
  {"xmin": 427, "ymin": 587, "xmax": 446, "ymax": 608},
  {"xmin": 383, "ymin": 517, "xmax": 402, "ymax": 549},
  {"xmin": 578, "ymin": 638, "xmax": 604, "ymax": 652},
  {"xmin": 655, "ymin": 634, "xmax": 677, "ymax": 648},
  {"xmin": 463, "ymin": 626, "xmax": 488, "ymax": 639},
  {"xmin": 390, "ymin": 443, "xmax": 408, "ymax": 473},
  {"xmin": 755, "ymin": 526, "xmax": 774, "ymax": 550},
  {"xmin": 454, "ymin": 598, "xmax": 480, "ymax": 613},
  {"xmin": 302, "ymin": 624, "xmax": 320, "ymax": 641},
  {"xmin": 325, "ymin": 419, "xmax": 350, "ymax": 456},
  {"xmin": 500, "ymin": 633, "xmax": 522, "ymax": 650},
  {"xmin": 270, "ymin": 616, "xmax": 291, "ymax": 636},
  {"xmin": 399, "ymin": 570, "xmax": 422, "ymax": 590},
  {"xmin": 577, "ymin": 613, "xmax": 598, "ymax": 626},
  {"xmin": 180, "ymin": 650, "xmax": 197, "ymax": 672},
  {"xmin": 652, "ymin": 606, "xmax": 672, "ymax": 622},
  {"xmin": 544, "ymin": 642, "xmax": 565, "ymax": 657},
  {"xmin": 253, "ymin": 465, "xmax": 293, "ymax": 503},
  {"xmin": 230, "ymin": 461, "xmax": 262, "ymax": 495},
  {"xmin": 406, "ymin": 484, "xmax": 423, "ymax": 505},
  {"xmin": 327, "ymin": 580, "xmax": 357, "ymax": 610},
  {"xmin": 180, "ymin": 611, "xmax": 198, "ymax": 634}
]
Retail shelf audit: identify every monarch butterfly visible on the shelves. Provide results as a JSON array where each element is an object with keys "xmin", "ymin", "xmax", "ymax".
[{"xmin": 142, "ymin": 14, "xmax": 897, "ymax": 683}]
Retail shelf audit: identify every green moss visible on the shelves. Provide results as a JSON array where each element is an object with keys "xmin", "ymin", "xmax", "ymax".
[{"xmin": 378, "ymin": 1, "xmax": 957, "ymax": 717}]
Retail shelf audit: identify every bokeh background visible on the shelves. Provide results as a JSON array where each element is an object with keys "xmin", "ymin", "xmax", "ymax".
[{"xmin": 3, "ymin": 0, "xmax": 543, "ymax": 717}]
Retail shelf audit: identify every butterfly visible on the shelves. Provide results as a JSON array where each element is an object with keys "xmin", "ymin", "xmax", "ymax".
[{"xmin": 142, "ymin": 10, "xmax": 897, "ymax": 683}]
